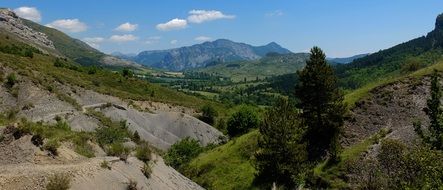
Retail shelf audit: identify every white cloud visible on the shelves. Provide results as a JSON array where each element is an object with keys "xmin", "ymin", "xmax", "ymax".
[
  {"xmin": 194, "ymin": 36, "xmax": 212, "ymax": 42},
  {"xmin": 266, "ymin": 10, "xmax": 284, "ymax": 17},
  {"xmin": 13, "ymin": 7, "xmax": 42, "ymax": 22},
  {"xmin": 109, "ymin": 34, "xmax": 138, "ymax": 42},
  {"xmin": 187, "ymin": 10, "xmax": 235, "ymax": 24},
  {"xmin": 46, "ymin": 19, "xmax": 87, "ymax": 33},
  {"xmin": 170, "ymin": 40, "xmax": 178, "ymax": 44},
  {"xmin": 156, "ymin": 18, "xmax": 188, "ymax": 31},
  {"xmin": 82, "ymin": 37, "xmax": 105, "ymax": 48},
  {"xmin": 115, "ymin": 22, "xmax": 138, "ymax": 32}
]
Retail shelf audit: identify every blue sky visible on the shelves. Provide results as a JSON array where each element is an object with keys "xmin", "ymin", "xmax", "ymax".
[{"xmin": 3, "ymin": 0, "xmax": 443, "ymax": 57}]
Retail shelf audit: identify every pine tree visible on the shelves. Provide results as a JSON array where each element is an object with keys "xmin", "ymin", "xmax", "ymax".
[
  {"xmin": 295, "ymin": 47, "xmax": 346, "ymax": 161},
  {"xmin": 255, "ymin": 98, "xmax": 307, "ymax": 188},
  {"xmin": 426, "ymin": 70, "xmax": 443, "ymax": 149}
]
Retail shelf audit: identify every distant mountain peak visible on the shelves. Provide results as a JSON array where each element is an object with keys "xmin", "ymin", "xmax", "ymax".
[{"xmin": 436, "ymin": 13, "xmax": 443, "ymax": 30}]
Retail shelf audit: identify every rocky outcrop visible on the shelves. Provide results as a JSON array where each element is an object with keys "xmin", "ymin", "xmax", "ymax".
[{"xmin": 0, "ymin": 8, "xmax": 55, "ymax": 51}]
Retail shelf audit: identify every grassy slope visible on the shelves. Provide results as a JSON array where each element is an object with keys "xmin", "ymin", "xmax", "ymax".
[
  {"xmin": 0, "ymin": 34, "xmax": 224, "ymax": 111},
  {"xmin": 183, "ymin": 131, "xmax": 259, "ymax": 190},
  {"xmin": 22, "ymin": 19, "xmax": 104, "ymax": 65},
  {"xmin": 196, "ymin": 53, "xmax": 308, "ymax": 82},
  {"xmin": 185, "ymin": 59, "xmax": 443, "ymax": 189}
]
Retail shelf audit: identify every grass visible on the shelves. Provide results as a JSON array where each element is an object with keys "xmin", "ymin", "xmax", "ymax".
[
  {"xmin": 312, "ymin": 128, "xmax": 392, "ymax": 188},
  {"xmin": 183, "ymin": 131, "xmax": 259, "ymax": 190},
  {"xmin": 18, "ymin": 119, "xmax": 95, "ymax": 158},
  {"xmin": 0, "ymin": 32, "xmax": 226, "ymax": 113}
]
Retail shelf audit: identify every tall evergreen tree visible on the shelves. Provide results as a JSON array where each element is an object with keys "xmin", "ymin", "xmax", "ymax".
[
  {"xmin": 295, "ymin": 47, "xmax": 346, "ymax": 161},
  {"xmin": 255, "ymin": 98, "xmax": 307, "ymax": 188},
  {"xmin": 426, "ymin": 70, "xmax": 443, "ymax": 149}
]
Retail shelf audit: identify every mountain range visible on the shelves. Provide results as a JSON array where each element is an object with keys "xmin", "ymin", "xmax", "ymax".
[{"xmin": 119, "ymin": 39, "xmax": 292, "ymax": 71}]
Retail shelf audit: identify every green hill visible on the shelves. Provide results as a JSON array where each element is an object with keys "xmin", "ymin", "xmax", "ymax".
[
  {"xmin": 336, "ymin": 14, "xmax": 443, "ymax": 89},
  {"xmin": 195, "ymin": 53, "xmax": 309, "ymax": 82}
]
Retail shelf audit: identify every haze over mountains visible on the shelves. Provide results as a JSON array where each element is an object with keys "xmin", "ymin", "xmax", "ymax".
[{"xmin": 117, "ymin": 39, "xmax": 292, "ymax": 71}]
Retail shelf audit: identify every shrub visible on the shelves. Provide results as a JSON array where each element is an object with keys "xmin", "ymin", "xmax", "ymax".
[
  {"xmin": 132, "ymin": 130, "xmax": 141, "ymax": 143},
  {"xmin": 127, "ymin": 179, "xmax": 138, "ymax": 190},
  {"xmin": 199, "ymin": 104, "xmax": 218, "ymax": 125},
  {"xmin": 164, "ymin": 137, "xmax": 203, "ymax": 169},
  {"xmin": 6, "ymin": 73, "xmax": 17, "ymax": 88},
  {"xmin": 43, "ymin": 140, "xmax": 60, "ymax": 156},
  {"xmin": 135, "ymin": 143, "xmax": 152, "ymax": 162},
  {"xmin": 227, "ymin": 107, "xmax": 260, "ymax": 137},
  {"xmin": 31, "ymin": 134, "xmax": 44, "ymax": 147},
  {"xmin": 108, "ymin": 142, "xmax": 130, "ymax": 158},
  {"xmin": 100, "ymin": 160, "xmax": 111, "ymax": 170},
  {"xmin": 142, "ymin": 163, "xmax": 152, "ymax": 178},
  {"xmin": 46, "ymin": 173, "xmax": 71, "ymax": 190}
]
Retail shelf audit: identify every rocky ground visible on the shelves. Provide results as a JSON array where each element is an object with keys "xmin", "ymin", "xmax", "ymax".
[
  {"xmin": 0, "ymin": 64, "xmax": 222, "ymax": 189},
  {"xmin": 343, "ymin": 76, "xmax": 431, "ymax": 147}
]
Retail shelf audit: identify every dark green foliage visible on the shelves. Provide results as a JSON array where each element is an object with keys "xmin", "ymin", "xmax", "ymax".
[
  {"xmin": 255, "ymin": 98, "xmax": 308, "ymax": 188},
  {"xmin": 199, "ymin": 104, "xmax": 218, "ymax": 125},
  {"xmin": 227, "ymin": 107, "xmax": 260, "ymax": 137},
  {"xmin": 164, "ymin": 137, "xmax": 203, "ymax": 169},
  {"xmin": 122, "ymin": 68, "xmax": 134, "ymax": 78},
  {"xmin": 426, "ymin": 70, "xmax": 443, "ymax": 149},
  {"xmin": 295, "ymin": 47, "xmax": 346, "ymax": 161},
  {"xmin": 348, "ymin": 139, "xmax": 443, "ymax": 189},
  {"xmin": 54, "ymin": 58, "xmax": 66, "ymax": 67},
  {"xmin": 0, "ymin": 43, "xmax": 41, "ymax": 58},
  {"xmin": 132, "ymin": 130, "xmax": 141, "ymax": 143},
  {"xmin": 6, "ymin": 73, "xmax": 17, "ymax": 88}
]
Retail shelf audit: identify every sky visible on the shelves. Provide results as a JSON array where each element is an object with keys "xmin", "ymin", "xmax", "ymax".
[{"xmin": 3, "ymin": 0, "xmax": 443, "ymax": 57}]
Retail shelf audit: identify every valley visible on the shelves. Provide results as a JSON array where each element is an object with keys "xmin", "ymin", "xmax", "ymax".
[{"xmin": 1, "ymin": 2, "xmax": 443, "ymax": 190}]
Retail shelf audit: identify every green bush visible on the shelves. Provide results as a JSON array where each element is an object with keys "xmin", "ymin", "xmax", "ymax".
[
  {"xmin": 199, "ymin": 104, "xmax": 218, "ymax": 125},
  {"xmin": 227, "ymin": 107, "xmax": 260, "ymax": 137},
  {"xmin": 107, "ymin": 142, "xmax": 130, "ymax": 157},
  {"xmin": 164, "ymin": 137, "xmax": 203, "ymax": 169},
  {"xmin": 135, "ymin": 143, "xmax": 152, "ymax": 162},
  {"xmin": 46, "ymin": 173, "xmax": 71, "ymax": 190},
  {"xmin": 142, "ymin": 163, "xmax": 152, "ymax": 178},
  {"xmin": 43, "ymin": 140, "xmax": 60, "ymax": 156},
  {"xmin": 6, "ymin": 73, "xmax": 17, "ymax": 88}
]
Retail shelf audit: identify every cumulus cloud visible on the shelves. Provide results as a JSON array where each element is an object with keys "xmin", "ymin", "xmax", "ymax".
[
  {"xmin": 109, "ymin": 34, "xmax": 138, "ymax": 42},
  {"xmin": 266, "ymin": 10, "xmax": 284, "ymax": 17},
  {"xmin": 46, "ymin": 19, "xmax": 87, "ymax": 33},
  {"xmin": 194, "ymin": 36, "xmax": 212, "ymax": 42},
  {"xmin": 82, "ymin": 37, "xmax": 105, "ymax": 48},
  {"xmin": 187, "ymin": 10, "xmax": 235, "ymax": 24},
  {"xmin": 13, "ymin": 7, "xmax": 42, "ymax": 22},
  {"xmin": 170, "ymin": 40, "xmax": 178, "ymax": 44},
  {"xmin": 115, "ymin": 22, "xmax": 138, "ymax": 32},
  {"xmin": 156, "ymin": 18, "xmax": 187, "ymax": 31}
]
